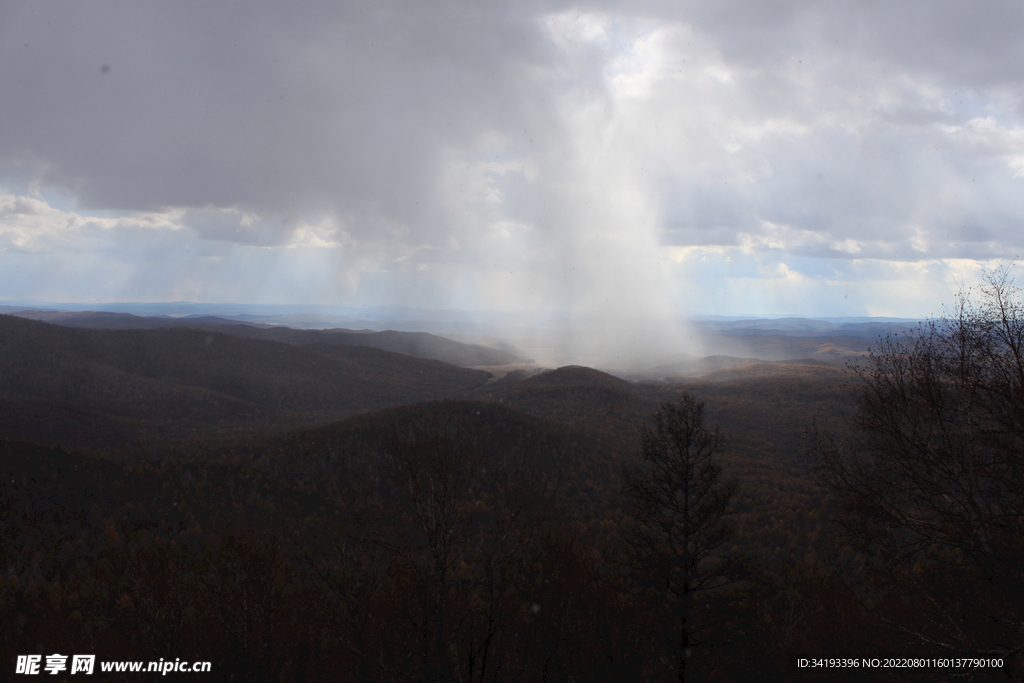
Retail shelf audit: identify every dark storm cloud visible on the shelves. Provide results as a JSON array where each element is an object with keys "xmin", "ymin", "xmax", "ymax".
[
  {"xmin": 4, "ymin": 1, "xmax": 1023, "ymax": 247},
  {"xmin": 670, "ymin": 0, "xmax": 1024, "ymax": 88},
  {"xmin": 2, "ymin": 0, "xmax": 1024, "ymax": 321},
  {"xmin": 0, "ymin": 1, "xmax": 564, "ymax": 227}
]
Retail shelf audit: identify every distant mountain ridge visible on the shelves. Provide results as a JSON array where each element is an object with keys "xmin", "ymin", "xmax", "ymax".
[
  {"xmin": 8, "ymin": 309, "xmax": 523, "ymax": 367},
  {"xmin": 5, "ymin": 306, "xmax": 921, "ymax": 372},
  {"xmin": 9, "ymin": 309, "xmax": 274, "ymax": 329},
  {"xmin": 693, "ymin": 316, "xmax": 920, "ymax": 339},
  {"xmin": 0, "ymin": 314, "xmax": 495, "ymax": 448}
]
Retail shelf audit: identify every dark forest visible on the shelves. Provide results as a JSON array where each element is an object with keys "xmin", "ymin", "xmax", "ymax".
[{"xmin": 2, "ymin": 277, "xmax": 1022, "ymax": 682}]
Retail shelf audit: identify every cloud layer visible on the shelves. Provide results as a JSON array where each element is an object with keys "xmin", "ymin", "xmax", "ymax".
[{"xmin": 2, "ymin": 1, "xmax": 1024, "ymax": 326}]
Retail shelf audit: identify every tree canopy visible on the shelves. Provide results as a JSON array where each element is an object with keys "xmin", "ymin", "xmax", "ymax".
[{"xmin": 811, "ymin": 265, "xmax": 1024, "ymax": 659}]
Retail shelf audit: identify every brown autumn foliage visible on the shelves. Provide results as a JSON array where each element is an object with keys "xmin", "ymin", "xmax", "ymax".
[{"xmin": 2, "ymin": 312, "xmax": 1018, "ymax": 680}]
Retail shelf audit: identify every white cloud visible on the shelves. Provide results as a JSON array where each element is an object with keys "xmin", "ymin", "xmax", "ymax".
[
  {"xmin": 2, "ymin": 0, "xmax": 1024, "ymax": 325},
  {"xmin": 0, "ymin": 190, "xmax": 182, "ymax": 253}
]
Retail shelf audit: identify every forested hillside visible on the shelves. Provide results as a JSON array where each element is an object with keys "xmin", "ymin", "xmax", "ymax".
[
  {"xmin": 0, "ymin": 314, "xmax": 492, "ymax": 448},
  {"xmin": 1, "ymin": 308, "xmax": 1020, "ymax": 681},
  {"xmin": 9, "ymin": 309, "xmax": 522, "ymax": 366}
]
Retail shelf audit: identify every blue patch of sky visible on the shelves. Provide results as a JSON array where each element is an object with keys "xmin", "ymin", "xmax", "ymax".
[{"xmin": 943, "ymin": 89, "xmax": 1019, "ymax": 127}]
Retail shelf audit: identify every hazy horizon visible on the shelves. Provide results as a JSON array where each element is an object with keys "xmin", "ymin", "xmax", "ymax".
[
  {"xmin": 2, "ymin": 298, "xmax": 924, "ymax": 371},
  {"xmin": 0, "ymin": 298, "xmax": 924, "ymax": 321}
]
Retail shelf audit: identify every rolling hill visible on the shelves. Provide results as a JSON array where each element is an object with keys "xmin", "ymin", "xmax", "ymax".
[
  {"xmin": 9, "ymin": 309, "xmax": 523, "ymax": 367},
  {"xmin": 0, "ymin": 314, "xmax": 493, "ymax": 447}
]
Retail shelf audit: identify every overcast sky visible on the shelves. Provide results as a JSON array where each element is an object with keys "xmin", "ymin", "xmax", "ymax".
[{"xmin": 2, "ymin": 0, "xmax": 1024, "ymax": 323}]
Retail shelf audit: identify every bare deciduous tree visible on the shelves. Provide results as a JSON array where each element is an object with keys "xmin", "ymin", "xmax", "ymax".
[{"xmin": 811, "ymin": 264, "xmax": 1024, "ymax": 660}]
